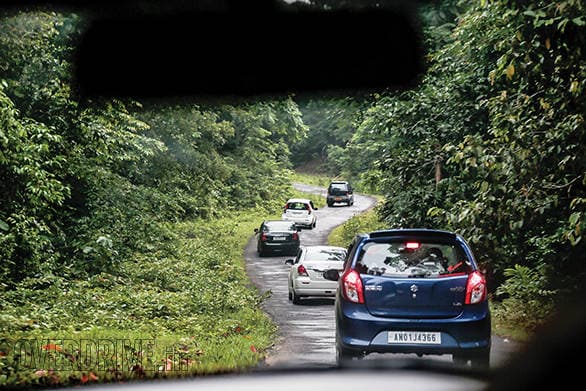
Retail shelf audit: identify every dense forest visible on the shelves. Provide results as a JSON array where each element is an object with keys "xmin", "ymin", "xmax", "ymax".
[
  {"xmin": 0, "ymin": 11, "xmax": 307, "ymax": 283},
  {"xmin": 0, "ymin": 0, "xmax": 584, "ymax": 386},
  {"xmin": 0, "ymin": 9, "xmax": 306, "ymax": 385},
  {"xmin": 298, "ymin": 0, "xmax": 585, "ymax": 329}
]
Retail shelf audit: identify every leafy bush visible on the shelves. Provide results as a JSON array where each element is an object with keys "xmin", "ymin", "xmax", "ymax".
[
  {"xmin": 328, "ymin": 202, "xmax": 385, "ymax": 247},
  {"xmin": 0, "ymin": 211, "xmax": 277, "ymax": 387},
  {"xmin": 494, "ymin": 264, "xmax": 555, "ymax": 332}
]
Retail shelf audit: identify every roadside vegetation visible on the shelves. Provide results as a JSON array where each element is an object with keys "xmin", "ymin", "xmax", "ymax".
[
  {"xmin": 0, "ymin": 10, "xmax": 305, "ymax": 387},
  {"xmin": 290, "ymin": 172, "xmax": 332, "ymax": 188},
  {"xmin": 328, "ymin": 206, "xmax": 385, "ymax": 248},
  {"xmin": 296, "ymin": 0, "xmax": 585, "ymax": 337},
  {"xmin": 0, "ymin": 212, "xmax": 278, "ymax": 386}
]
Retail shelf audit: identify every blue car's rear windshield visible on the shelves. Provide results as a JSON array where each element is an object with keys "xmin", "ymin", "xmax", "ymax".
[{"xmin": 355, "ymin": 240, "xmax": 472, "ymax": 278}]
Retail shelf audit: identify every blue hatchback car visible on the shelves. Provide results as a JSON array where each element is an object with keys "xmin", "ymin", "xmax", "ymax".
[{"xmin": 324, "ymin": 229, "xmax": 491, "ymax": 368}]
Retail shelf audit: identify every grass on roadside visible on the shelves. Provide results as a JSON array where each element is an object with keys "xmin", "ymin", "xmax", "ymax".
[
  {"xmin": 328, "ymin": 202, "xmax": 386, "ymax": 248},
  {"xmin": 289, "ymin": 189, "xmax": 327, "ymax": 209},
  {"xmin": 290, "ymin": 172, "xmax": 334, "ymax": 188},
  {"xmin": 0, "ymin": 209, "xmax": 280, "ymax": 388},
  {"xmin": 490, "ymin": 301, "xmax": 537, "ymax": 343}
]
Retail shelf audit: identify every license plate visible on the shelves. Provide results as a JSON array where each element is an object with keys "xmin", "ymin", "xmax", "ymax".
[
  {"xmin": 335, "ymin": 197, "xmax": 341, "ymax": 201},
  {"xmin": 388, "ymin": 331, "xmax": 441, "ymax": 345},
  {"xmin": 272, "ymin": 236, "xmax": 286, "ymax": 241}
]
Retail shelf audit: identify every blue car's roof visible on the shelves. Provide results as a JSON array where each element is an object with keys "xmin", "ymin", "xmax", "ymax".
[{"xmin": 366, "ymin": 228, "xmax": 458, "ymax": 239}]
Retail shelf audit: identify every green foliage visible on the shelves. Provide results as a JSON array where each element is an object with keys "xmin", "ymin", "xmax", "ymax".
[
  {"xmin": 0, "ymin": 87, "xmax": 69, "ymax": 282},
  {"xmin": 0, "ymin": 211, "xmax": 276, "ymax": 387},
  {"xmin": 493, "ymin": 264, "xmax": 555, "ymax": 332},
  {"xmin": 292, "ymin": 97, "xmax": 366, "ymax": 174},
  {"xmin": 328, "ymin": 202, "xmax": 385, "ymax": 248},
  {"xmin": 0, "ymin": 11, "xmax": 307, "ymax": 282},
  {"xmin": 301, "ymin": 0, "xmax": 586, "ymax": 333},
  {"xmin": 0, "ymin": 10, "xmax": 307, "ymax": 385},
  {"xmin": 432, "ymin": 0, "xmax": 586, "ymax": 295},
  {"xmin": 290, "ymin": 171, "xmax": 332, "ymax": 188}
]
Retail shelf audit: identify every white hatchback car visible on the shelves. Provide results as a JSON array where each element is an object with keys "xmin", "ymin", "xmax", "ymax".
[
  {"xmin": 281, "ymin": 198, "xmax": 318, "ymax": 229},
  {"xmin": 286, "ymin": 246, "xmax": 347, "ymax": 304}
]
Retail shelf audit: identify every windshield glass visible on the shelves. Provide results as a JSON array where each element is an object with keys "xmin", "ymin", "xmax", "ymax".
[
  {"xmin": 329, "ymin": 184, "xmax": 349, "ymax": 194},
  {"xmin": 264, "ymin": 222, "xmax": 295, "ymax": 231},
  {"xmin": 286, "ymin": 202, "xmax": 309, "ymax": 210},
  {"xmin": 305, "ymin": 247, "xmax": 346, "ymax": 262},
  {"xmin": 356, "ymin": 241, "xmax": 471, "ymax": 278},
  {"xmin": 1, "ymin": 0, "xmax": 583, "ymax": 389}
]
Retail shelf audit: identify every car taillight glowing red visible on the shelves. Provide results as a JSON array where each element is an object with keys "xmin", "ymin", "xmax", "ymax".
[
  {"xmin": 261, "ymin": 233, "xmax": 267, "ymax": 241},
  {"xmin": 297, "ymin": 264, "xmax": 308, "ymax": 276},
  {"xmin": 341, "ymin": 269, "xmax": 364, "ymax": 304},
  {"xmin": 465, "ymin": 271, "xmax": 487, "ymax": 304},
  {"xmin": 405, "ymin": 242, "xmax": 420, "ymax": 249},
  {"xmin": 292, "ymin": 232, "xmax": 299, "ymax": 241}
]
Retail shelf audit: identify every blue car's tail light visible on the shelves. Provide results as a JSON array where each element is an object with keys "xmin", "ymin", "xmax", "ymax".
[
  {"xmin": 342, "ymin": 269, "xmax": 364, "ymax": 304},
  {"xmin": 465, "ymin": 271, "xmax": 487, "ymax": 304}
]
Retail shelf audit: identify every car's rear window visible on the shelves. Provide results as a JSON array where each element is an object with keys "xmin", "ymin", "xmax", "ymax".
[
  {"xmin": 286, "ymin": 202, "xmax": 309, "ymax": 210},
  {"xmin": 329, "ymin": 183, "xmax": 348, "ymax": 193},
  {"xmin": 264, "ymin": 221, "xmax": 295, "ymax": 231},
  {"xmin": 305, "ymin": 248, "xmax": 346, "ymax": 262},
  {"xmin": 355, "ymin": 240, "xmax": 472, "ymax": 278}
]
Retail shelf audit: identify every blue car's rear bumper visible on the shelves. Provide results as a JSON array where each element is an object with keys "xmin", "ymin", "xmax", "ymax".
[{"xmin": 336, "ymin": 299, "xmax": 491, "ymax": 356}]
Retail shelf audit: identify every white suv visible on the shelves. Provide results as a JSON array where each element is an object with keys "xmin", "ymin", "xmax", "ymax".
[{"xmin": 282, "ymin": 198, "xmax": 318, "ymax": 229}]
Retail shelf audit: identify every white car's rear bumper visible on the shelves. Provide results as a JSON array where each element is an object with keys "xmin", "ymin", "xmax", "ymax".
[{"xmin": 282, "ymin": 214, "xmax": 314, "ymax": 227}]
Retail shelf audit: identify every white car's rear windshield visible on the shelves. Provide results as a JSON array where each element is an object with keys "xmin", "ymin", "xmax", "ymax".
[
  {"xmin": 286, "ymin": 202, "xmax": 309, "ymax": 210},
  {"xmin": 305, "ymin": 248, "xmax": 346, "ymax": 261}
]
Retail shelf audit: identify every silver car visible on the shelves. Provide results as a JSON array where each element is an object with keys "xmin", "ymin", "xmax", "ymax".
[{"xmin": 286, "ymin": 246, "xmax": 347, "ymax": 304}]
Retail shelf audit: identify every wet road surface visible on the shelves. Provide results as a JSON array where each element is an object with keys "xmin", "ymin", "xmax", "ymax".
[{"xmin": 244, "ymin": 183, "xmax": 520, "ymax": 369}]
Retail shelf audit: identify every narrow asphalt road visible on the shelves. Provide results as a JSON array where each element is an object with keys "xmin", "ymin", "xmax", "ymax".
[{"xmin": 244, "ymin": 183, "xmax": 520, "ymax": 369}]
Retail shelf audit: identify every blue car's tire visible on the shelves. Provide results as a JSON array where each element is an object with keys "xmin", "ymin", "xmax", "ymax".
[
  {"xmin": 470, "ymin": 349, "xmax": 490, "ymax": 370},
  {"xmin": 453, "ymin": 349, "xmax": 490, "ymax": 370}
]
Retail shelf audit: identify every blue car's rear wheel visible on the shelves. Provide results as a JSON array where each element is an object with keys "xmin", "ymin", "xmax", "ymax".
[
  {"xmin": 336, "ymin": 334, "xmax": 362, "ymax": 365},
  {"xmin": 453, "ymin": 349, "xmax": 490, "ymax": 369},
  {"xmin": 470, "ymin": 349, "xmax": 490, "ymax": 370}
]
